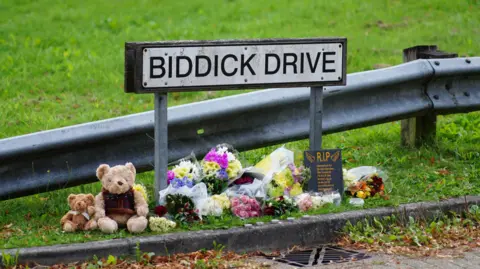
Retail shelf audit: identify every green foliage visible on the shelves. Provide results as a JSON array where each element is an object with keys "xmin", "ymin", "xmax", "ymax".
[
  {"xmin": 343, "ymin": 205, "xmax": 480, "ymax": 247},
  {"xmin": 1, "ymin": 250, "xmax": 19, "ymax": 268}
]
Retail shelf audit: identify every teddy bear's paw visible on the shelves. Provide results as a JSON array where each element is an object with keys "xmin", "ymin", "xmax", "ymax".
[
  {"xmin": 136, "ymin": 206, "xmax": 149, "ymax": 217},
  {"xmin": 63, "ymin": 221, "xmax": 77, "ymax": 232},
  {"xmin": 98, "ymin": 217, "xmax": 118, "ymax": 234},
  {"xmin": 85, "ymin": 219, "xmax": 98, "ymax": 231},
  {"xmin": 127, "ymin": 216, "xmax": 148, "ymax": 233}
]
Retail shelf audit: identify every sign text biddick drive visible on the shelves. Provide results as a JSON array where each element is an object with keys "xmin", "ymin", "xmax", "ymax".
[{"xmin": 125, "ymin": 38, "xmax": 346, "ymax": 93}]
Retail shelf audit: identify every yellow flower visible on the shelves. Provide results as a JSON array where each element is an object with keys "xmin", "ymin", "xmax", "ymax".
[
  {"xmin": 149, "ymin": 217, "xmax": 176, "ymax": 233},
  {"xmin": 173, "ymin": 167, "xmax": 189, "ymax": 178},
  {"xmin": 211, "ymin": 193, "xmax": 231, "ymax": 209},
  {"xmin": 226, "ymin": 160, "xmax": 242, "ymax": 178},
  {"xmin": 268, "ymin": 185, "xmax": 284, "ymax": 197},
  {"xmin": 290, "ymin": 183, "xmax": 303, "ymax": 197},
  {"xmin": 356, "ymin": 191, "xmax": 366, "ymax": 199},
  {"xmin": 273, "ymin": 169, "xmax": 293, "ymax": 189},
  {"xmin": 202, "ymin": 161, "xmax": 220, "ymax": 175},
  {"xmin": 133, "ymin": 184, "xmax": 148, "ymax": 203}
]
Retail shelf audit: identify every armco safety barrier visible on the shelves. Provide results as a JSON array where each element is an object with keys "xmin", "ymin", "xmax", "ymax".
[{"xmin": 1, "ymin": 57, "xmax": 479, "ymax": 200}]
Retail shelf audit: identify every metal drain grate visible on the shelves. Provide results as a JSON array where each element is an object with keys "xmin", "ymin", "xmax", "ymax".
[{"xmin": 266, "ymin": 245, "xmax": 370, "ymax": 267}]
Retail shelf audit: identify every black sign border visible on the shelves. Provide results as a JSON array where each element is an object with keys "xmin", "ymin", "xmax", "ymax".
[{"xmin": 125, "ymin": 38, "xmax": 347, "ymax": 94}]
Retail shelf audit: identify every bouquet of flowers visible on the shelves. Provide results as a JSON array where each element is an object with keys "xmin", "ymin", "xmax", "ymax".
[
  {"xmin": 149, "ymin": 217, "xmax": 176, "ymax": 233},
  {"xmin": 230, "ymin": 195, "xmax": 262, "ymax": 218},
  {"xmin": 159, "ymin": 154, "xmax": 208, "ymax": 208},
  {"xmin": 263, "ymin": 196, "xmax": 298, "ymax": 216},
  {"xmin": 201, "ymin": 144, "xmax": 243, "ymax": 195},
  {"xmin": 167, "ymin": 156, "xmax": 201, "ymax": 185},
  {"xmin": 197, "ymin": 193, "xmax": 231, "ymax": 217},
  {"xmin": 344, "ymin": 166, "xmax": 390, "ymax": 199},
  {"xmin": 267, "ymin": 163, "xmax": 310, "ymax": 198},
  {"xmin": 296, "ymin": 192, "xmax": 337, "ymax": 211},
  {"xmin": 295, "ymin": 193, "xmax": 313, "ymax": 212},
  {"xmin": 165, "ymin": 194, "xmax": 200, "ymax": 223}
]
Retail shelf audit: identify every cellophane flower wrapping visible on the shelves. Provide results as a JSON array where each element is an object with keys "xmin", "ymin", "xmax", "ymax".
[
  {"xmin": 311, "ymin": 192, "xmax": 337, "ymax": 209},
  {"xmin": 343, "ymin": 166, "xmax": 391, "ymax": 199},
  {"xmin": 197, "ymin": 193, "xmax": 231, "ymax": 217},
  {"xmin": 201, "ymin": 144, "xmax": 243, "ymax": 195},
  {"xmin": 263, "ymin": 196, "xmax": 298, "ymax": 216},
  {"xmin": 149, "ymin": 217, "xmax": 176, "ymax": 233},
  {"xmin": 223, "ymin": 168, "xmax": 264, "ymax": 197},
  {"xmin": 230, "ymin": 195, "xmax": 261, "ymax": 218}
]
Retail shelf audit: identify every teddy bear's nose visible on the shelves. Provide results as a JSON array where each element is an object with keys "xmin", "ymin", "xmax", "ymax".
[{"xmin": 117, "ymin": 181, "xmax": 124, "ymax": 186}]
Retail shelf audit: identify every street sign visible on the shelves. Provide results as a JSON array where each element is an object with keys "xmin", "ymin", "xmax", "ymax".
[
  {"xmin": 124, "ymin": 37, "xmax": 347, "ymax": 202},
  {"xmin": 125, "ymin": 38, "xmax": 346, "ymax": 93}
]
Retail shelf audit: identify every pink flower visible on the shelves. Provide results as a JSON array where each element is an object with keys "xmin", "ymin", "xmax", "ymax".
[
  {"xmin": 231, "ymin": 198, "xmax": 239, "ymax": 207},
  {"xmin": 233, "ymin": 207, "xmax": 241, "ymax": 216},
  {"xmin": 240, "ymin": 195, "xmax": 249, "ymax": 204},
  {"xmin": 238, "ymin": 210, "xmax": 249, "ymax": 218},
  {"xmin": 298, "ymin": 195, "xmax": 313, "ymax": 212},
  {"xmin": 250, "ymin": 211, "xmax": 259, "ymax": 217}
]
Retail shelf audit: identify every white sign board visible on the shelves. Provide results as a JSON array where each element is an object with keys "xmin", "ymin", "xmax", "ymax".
[{"xmin": 125, "ymin": 38, "xmax": 346, "ymax": 93}]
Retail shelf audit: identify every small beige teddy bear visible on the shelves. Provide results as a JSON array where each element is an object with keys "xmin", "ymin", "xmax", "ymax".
[
  {"xmin": 94, "ymin": 162, "xmax": 148, "ymax": 233},
  {"xmin": 60, "ymin": 194, "xmax": 97, "ymax": 232}
]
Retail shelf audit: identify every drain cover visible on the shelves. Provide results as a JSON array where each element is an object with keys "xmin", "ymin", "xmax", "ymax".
[{"xmin": 266, "ymin": 245, "xmax": 370, "ymax": 267}]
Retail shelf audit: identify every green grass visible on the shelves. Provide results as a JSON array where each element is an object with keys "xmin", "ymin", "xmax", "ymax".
[{"xmin": 1, "ymin": 0, "xmax": 480, "ymax": 250}]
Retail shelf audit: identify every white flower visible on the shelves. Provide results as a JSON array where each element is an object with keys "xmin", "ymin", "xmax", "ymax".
[
  {"xmin": 198, "ymin": 197, "xmax": 225, "ymax": 217},
  {"xmin": 175, "ymin": 160, "xmax": 200, "ymax": 180},
  {"xmin": 226, "ymin": 152, "xmax": 236, "ymax": 162},
  {"xmin": 216, "ymin": 146, "xmax": 229, "ymax": 155},
  {"xmin": 149, "ymin": 217, "xmax": 176, "ymax": 233}
]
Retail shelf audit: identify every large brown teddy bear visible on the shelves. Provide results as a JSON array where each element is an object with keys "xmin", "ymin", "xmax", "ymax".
[
  {"xmin": 60, "ymin": 194, "xmax": 97, "ymax": 232},
  {"xmin": 94, "ymin": 162, "xmax": 148, "ymax": 233}
]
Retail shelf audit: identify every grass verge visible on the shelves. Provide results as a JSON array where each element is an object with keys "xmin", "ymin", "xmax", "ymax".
[
  {"xmin": 1, "ymin": 111, "xmax": 479, "ymax": 249},
  {"xmin": 338, "ymin": 204, "xmax": 480, "ymax": 257}
]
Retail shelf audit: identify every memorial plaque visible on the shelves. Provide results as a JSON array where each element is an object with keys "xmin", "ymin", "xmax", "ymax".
[{"xmin": 304, "ymin": 149, "xmax": 343, "ymax": 194}]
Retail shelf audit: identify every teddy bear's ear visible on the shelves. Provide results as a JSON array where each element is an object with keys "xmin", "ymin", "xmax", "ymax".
[
  {"xmin": 96, "ymin": 164, "xmax": 110, "ymax": 180},
  {"xmin": 67, "ymin": 194, "xmax": 76, "ymax": 204},
  {"xmin": 86, "ymin": 194, "xmax": 95, "ymax": 204},
  {"xmin": 125, "ymin": 162, "xmax": 136, "ymax": 175}
]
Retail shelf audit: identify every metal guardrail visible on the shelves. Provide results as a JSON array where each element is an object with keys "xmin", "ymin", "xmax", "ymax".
[{"xmin": 1, "ymin": 57, "xmax": 479, "ymax": 200}]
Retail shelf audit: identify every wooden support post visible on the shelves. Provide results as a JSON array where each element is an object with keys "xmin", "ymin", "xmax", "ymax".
[{"xmin": 400, "ymin": 45, "xmax": 457, "ymax": 147}]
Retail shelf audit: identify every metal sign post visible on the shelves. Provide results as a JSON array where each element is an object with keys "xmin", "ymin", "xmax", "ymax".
[
  {"xmin": 125, "ymin": 38, "xmax": 346, "ymax": 201},
  {"xmin": 308, "ymin": 86, "xmax": 323, "ymax": 190},
  {"xmin": 153, "ymin": 92, "xmax": 168, "ymax": 203}
]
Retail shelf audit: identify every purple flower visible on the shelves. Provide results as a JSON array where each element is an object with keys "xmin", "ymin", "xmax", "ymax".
[
  {"xmin": 184, "ymin": 177, "xmax": 194, "ymax": 188},
  {"xmin": 217, "ymin": 168, "xmax": 228, "ymax": 180},
  {"xmin": 171, "ymin": 177, "xmax": 184, "ymax": 188},
  {"xmin": 217, "ymin": 153, "xmax": 228, "ymax": 169},
  {"xmin": 204, "ymin": 149, "xmax": 218, "ymax": 162},
  {"xmin": 167, "ymin": 170, "xmax": 175, "ymax": 184}
]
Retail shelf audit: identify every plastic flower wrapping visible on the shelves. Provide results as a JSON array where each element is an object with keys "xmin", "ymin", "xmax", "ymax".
[
  {"xmin": 343, "ymin": 166, "xmax": 391, "ymax": 199},
  {"xmin": 230, "ymin": 195, "xmax": 262, "ymax": 218},
  {"xmin": 197, "ymin": 193, "xmax": 231, "ymax": 216},
  {"xmin": 159, "ymin": 153, "xmax": 208, "ymax": 210},
  {"xmin": 263, "ymin": 196, "xmax": 298, "ymax": 216},
  {"xmin": 201, "ymin": 144, "xmax": 243, "ymax": 195},
  {"xmin": 149, "ymin": 217, "xmax": 176, "ymax": 233}
]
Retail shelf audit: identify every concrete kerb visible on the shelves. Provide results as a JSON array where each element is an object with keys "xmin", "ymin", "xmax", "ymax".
[{"xmin": 2, "ymin": 196, "xmax": 479, "ymax": 267}]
